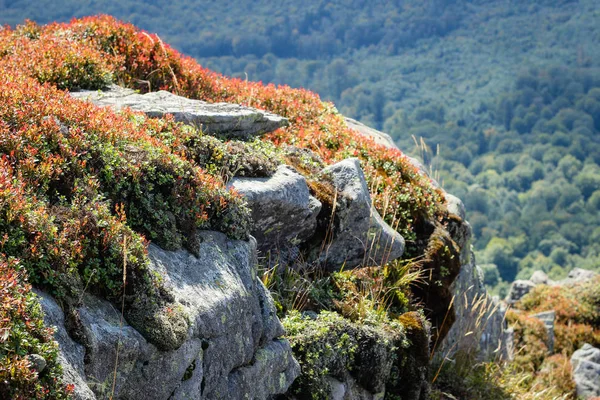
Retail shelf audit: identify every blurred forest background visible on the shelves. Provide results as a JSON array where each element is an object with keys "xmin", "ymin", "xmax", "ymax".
[{"xmin": 2, "ymin": 0, "xmax": 599, "ymax": 296}]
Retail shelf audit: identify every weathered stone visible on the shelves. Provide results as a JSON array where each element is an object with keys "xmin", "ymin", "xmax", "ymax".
[
  {"xmin": 571, "ymin": 344, "xmax": 600, "ymax": 399},
  {"xmin": 532, "ymin": 311, "xmax": 556, "ymax": 353},
  {"xmin": 406, "ymin": 155, "xmax": 440, "ymax": 188},
  {"xmin": 313, "ymin": 158, "xmax": 405, "ymax": 270},
  {"xmin": 284, "ymin": 311, "xmax": 429, "ymax": 400},
  {"xmin": 71, "ymin": 85, "xmax": 288, "ymax": 140},
  {"xmin": 344, "ymin": 119, "xmax": 512, "ymax": 362},
  {"xmin": 440, "ymin": 253, "xmax": 513, "ymax": 361},
  {"xmin": 227, "ymin": 339, "xmax": 299, "ymax": 399},
  {"xmin": 325, "ymin": 376, "xmax": 384, "ymax": 400},
  {"xmin": 438, "ymin": 193, "xmax": 512, "ymax": 361},
  {"xmin": 561, "ymin": 268, "xmax": 599, "ymax": 284},
  {"xmin": 35, "ymin": 291, "xmax": 96, "ymax": 400},
  {"xmin": 345, "ymin": 117, "xmax": 396, "ymax": 149},
  {"xmin": 506, "ymin": 280, "xmax": 537, "ymax": 305},
  {"xmin": 530, "ymin": 270, "xmax": 551, "ymax": 285},
  {"xmin": 28, "ymin": 354, "xmax": 47, "ymax": 374},
  {"xmin": 228, "ymin": 165, "xmax": 321, "ymax": 257},
  {"xmin": 446, "ymin": 193, "xmax": 467, "ymax": 221},
  {"xmin": 38, "ymin": 231, "xmax": 299, "ymax": 400}
]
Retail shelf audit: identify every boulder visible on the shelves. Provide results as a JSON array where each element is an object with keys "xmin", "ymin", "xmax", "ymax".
[
  {"xmin": 438, "ymin": 193, "xmax": 512, "ymax": 361},
  {"xmin": 314, "ymin": 158, "xmax": 405, "ymax": 270},
  {"xmin": 71, "ymin": 85, "xmax": 288, "ymax": 140},
  {"xmin": 506, "ymin": 280, "xmax": 537, "ymax": 305},
  {"xmin": 531, "ymin": 311, "xmax": 556, "ymax": 353},
  {"xmin": 561, "ymin": 268, "xmax": 599, "ymax": 284},
  {"xmin": 530, "ymin": 270, "xmax": 551, "ymax": 285},
  {"xmin": 38, "ymin": 231, "xmax": 299, "ymax": 399},
  {"xmin": 571, "ymin": 344, "xmax": 600, "ymax": 399},
  {"xmin": 228, "ymin": 165, "xmax": 321, "ymax": 259}
]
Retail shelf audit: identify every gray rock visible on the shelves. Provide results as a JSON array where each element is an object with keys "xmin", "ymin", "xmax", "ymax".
[
  {"xmin": 343, "ymin": 120, "xmax": 512, "ymax": 363},
  {"xmin": 38, "ymin": 231, "xmax": 299, "ymax": 400},
  {"xmin": 440, "ymin": 253, "xmax": 513, "ymax": 361},
  {"xmin": 532, "ymin": 311, "xmax": 556, "ymax": 353},
  {"xmin": 228, "ymin": 165, "xmax": 321, "ymax": 257},
  {"xmin": 344, "ymin": 117, "xmax": 396, "ymax": 149},
  {"xmin": 227, "ymin": 339, "xmax": 299, "ymax": 399},
  {"xmin": 71, "ymin": 85, "xmax": 288, "ymax": 140},
  {"xmin": 446, "ymin": 193, "xmax": 466, "ymax": 221},
  {"xmin": 506, "ymin": 280, "xmax": 537, "ymax": 305},
  {"xmin": 315, "ymin": 158, "xmax": 405, "ymax": 270},
  {"xmin": 406, "ymin": 156, "xmax": 440, "ymax": 188},
  {"xmin": 530, "ymin": 270, "xmax": 551, "ymax": 285},
  {"xmin": 35, "ymin": 291, "xmax": 96, "ymax": 400},
  {"xmin": 438, "ymin": 192, "xmax": 512, "ymax": 362},
  {"xmin": 325, "ymin": 376, "xmax": 384, "ymax": 400},
  {"xmin": 28, "ymin": 354, "xmax": 47, "ymax": 374},
  {"xmin": 571, "ymin": 344, "xmax": 600, "ymax": 399},
  {"xmin": 561, "ymin": 268, "xmax": 599, "ymax": 284}
]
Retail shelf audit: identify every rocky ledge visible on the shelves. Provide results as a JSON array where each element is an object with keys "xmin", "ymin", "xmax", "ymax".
[
  {"xmin": 37, "ymin": 87, "xmax": 512, "ymax": 400},
  {"xmin": 38, "ymin": 232, "xmax": 299, "ymax": 400},
  {"xmin": 71, "ymin": 85, "xmax": 288, "ymax": 139}
]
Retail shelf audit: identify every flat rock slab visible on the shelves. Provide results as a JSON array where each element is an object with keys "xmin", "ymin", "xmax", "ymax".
[{"xmin": 71, "ymin": 85, "xmax": 288, "ymax": 139}]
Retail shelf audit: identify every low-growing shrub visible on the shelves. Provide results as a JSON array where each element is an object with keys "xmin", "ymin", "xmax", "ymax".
[
  {"xmin": 0, "ymin": 258, "xmax": 72, "ymax": 399},
  {"xmin": 56, "ymin": 15, "xmax": 445, "ymax": 242},
  {"xmin": 515, "ymin": 277, "xmax": 600, "ymax": 354}
]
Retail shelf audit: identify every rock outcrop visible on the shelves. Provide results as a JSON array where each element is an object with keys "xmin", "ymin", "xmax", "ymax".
[
  {"xmin": 571, "ymin": 344, "xmax": 600, "ymax": 399},
  {"xmin": 531, "ymin": 311, "xmax": 556, "ymax": 353},
  {"xmin": 56, "ymin": 85, "xmax": 507, "ymax": 399},
  {"xmin": 345, "ymin": 117, "xmax": 396, "ymax": 148},
  {"xmin": 507, "ymin": 268, "xmax": 599, "ymax": 305},
  {"xmin": 228, "ymin": 165, "xmax": 322, "ymax": 259},
  {"xmin": 506, "ymin": 279, "xmax": 537, "ymax": 305},
  {"xmin": 284, "ymin": 311, "xmax": 430, "ymax": 400},
  {"xmin": 348, "ymin": 121, "xmax": 512, "ymax": 360},
  {"xmin": 562, "ymin": 268, "xmax": 599, "ymax": 284},
  {"xmin": 71, "ymin": 85, "xmax": 288, "ymax": 139},
  {"xmin": 530, "ymin": 270, "xmax": 551, "ymax": 285},
  {"xmin": 39, "ymin": 232, "xmax": 299, "ymax": 400},
  {"xmin": 439, "ymin": 195, "xmax": 512, "ymax": 360},
  {"xmin": 232, "ymin": 157, "xmax": 405, "ymax": 272},
  {"xmin": 312, "ymin": 158, "xmax": 405, "ymax": 270}
]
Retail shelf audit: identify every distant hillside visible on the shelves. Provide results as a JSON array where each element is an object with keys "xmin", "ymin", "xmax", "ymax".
[{"xmin": 2, "ymin": 0, "xmax": 600, "ymax": 290}]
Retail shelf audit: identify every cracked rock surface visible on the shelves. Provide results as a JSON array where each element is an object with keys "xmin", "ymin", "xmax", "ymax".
[
  {"xmin": 39, "ymin": 231, "xmax": 299, "ymax": 400},
  {"xmin": 312, "ymin": 158, "xmax": 405, "ymax": 270}
]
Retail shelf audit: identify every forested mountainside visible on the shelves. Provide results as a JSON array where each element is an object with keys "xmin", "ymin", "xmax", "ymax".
[{"xmin": 1, "ymin": 0, "xmax": 599, "ymax": 301}]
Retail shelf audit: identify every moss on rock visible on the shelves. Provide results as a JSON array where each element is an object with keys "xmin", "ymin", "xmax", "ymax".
[{"xmin": 282, "ymin": 310, "xmax": 430, "ymax": 400}]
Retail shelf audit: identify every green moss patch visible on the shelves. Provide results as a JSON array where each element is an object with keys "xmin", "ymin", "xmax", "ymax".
[{"xmin": 283, "ymin": 310, "xmax": 429, "ymax": 399}]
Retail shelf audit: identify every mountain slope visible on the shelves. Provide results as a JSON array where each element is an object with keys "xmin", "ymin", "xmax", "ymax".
[{"xmin": 2, "ymin": 1, "xmax": 599, "ymax": 288}]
